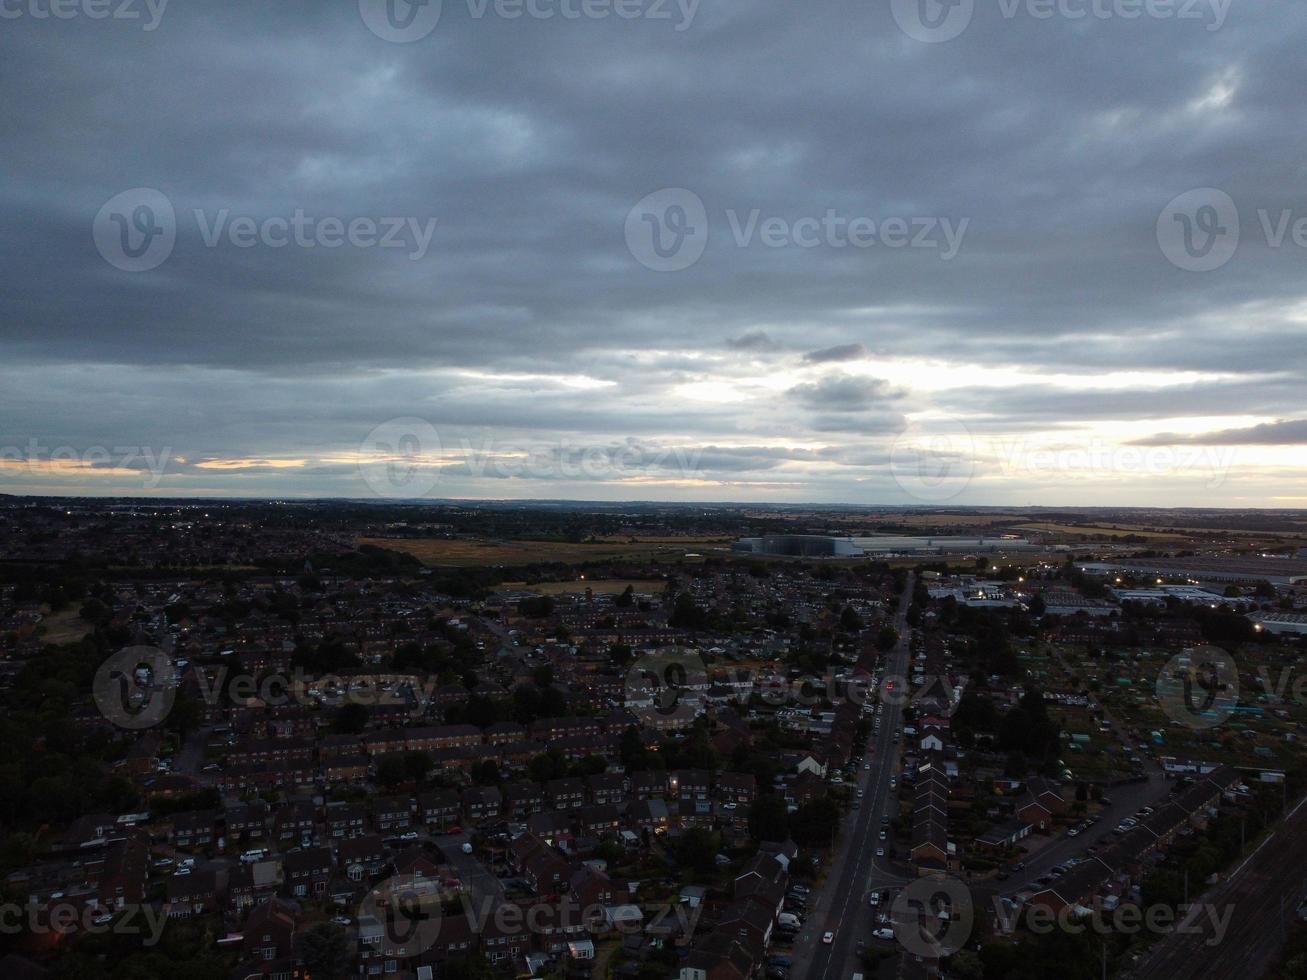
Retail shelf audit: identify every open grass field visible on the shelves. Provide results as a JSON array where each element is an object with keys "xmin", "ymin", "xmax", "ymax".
[
  {"xmin": 500, "ymin": 578, "xmax": 666, "ymax": 595},
  {"xmin": 1015, "ymin": 522, "xmax": 1192, "ymax": 541},
  {"xmin": 870, "ymin": 511, "xmax": 1029, "ymax": 527},
  {"xmin": 359, "ymin": 536, "xmax": 731, "ymax": 567},
  {"xmin": 37, "ymin": 607, "xmax": 94, "ymax": 644}
]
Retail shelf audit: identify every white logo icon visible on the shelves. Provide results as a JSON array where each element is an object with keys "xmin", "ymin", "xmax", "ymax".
[
  {"xmin": 1157, "ymin": 188, "xmax": 1239, "ymax": 272},
  {"xmin": 890, "ymin": 417, "xmax": 976, "ymax": 502},
  {"xmin": 93, "ymin": 188, "xmax": 176, "ymax": 272},
  {"xmin": 359, "ymin": 0, "xmax": 443, "ymax": 42},
  {"xmin": 358, "ymin": 418, "xmax": 443, "ymax": 499},
  {"xmin": 625, "ymin": 188, "xmax": 709, "ymax": 272},
  {"xmin": 891, "ymin": 0, "xmax": 975, "ymax": 43}
]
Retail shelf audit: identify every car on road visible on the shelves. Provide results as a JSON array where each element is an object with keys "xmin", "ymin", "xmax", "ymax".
[
  {"xmin": 864, "ymin": 762, "xmax": 871, "ymax": 770},
  {"xmin": 821, "ymin": 931, "xmax": 835, "ymax": 944},
  {"xmin": 1067, "ymin": 827, "xmax": 1079, "ymax": 837},
  {"xmin": 878, "ymin": 829, "xmax": 887, "ymax": 840},
  {"xmin": 399, "ymin": 831, "xmax": 419, "ymax": 841},
  {"xmin": 875, "ymin": 847, "xmax": 884, "ymax": 857},
  {"xmin": 889, "ymin": 777, "xmax": 897, "ymax": 788},
  {"xmin": 851, "ymin": 801, "xmax": 860, "ymax": 810}
]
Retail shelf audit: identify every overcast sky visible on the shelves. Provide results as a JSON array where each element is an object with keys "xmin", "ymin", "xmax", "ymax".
[{"xmin": 2, "ymin": 0, "xmax": 1305, "ymax": 505}]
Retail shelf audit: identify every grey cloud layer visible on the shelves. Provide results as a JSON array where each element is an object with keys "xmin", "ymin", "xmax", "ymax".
[{"xmin": 2, "ymin": 2, "xmax": 1306, "ymax": 501}]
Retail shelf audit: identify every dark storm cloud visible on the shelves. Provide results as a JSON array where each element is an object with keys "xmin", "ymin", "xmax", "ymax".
[
  {"xmin": 1132, "ymin": 419, "xmax": 1307, "ymax": 446},
  {"xmin": 2, "ymin": 0, "xmax": 1306, "ymax": 501},
  {"xmin": 726, "ymin": 331, "xmax": 776, "ymax": 351},
  {"xmin": 803, "ymin": 343, "xmax": 868, "ymax": 364},
  {"xmin": 787, "ymin": 375, "xmax": 902, "ymax": 412}
]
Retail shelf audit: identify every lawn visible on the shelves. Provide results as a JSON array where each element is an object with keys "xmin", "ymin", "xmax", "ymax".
[{"xmin": 358, "ymin": 536, "xmax": 729, "ymax": 567}]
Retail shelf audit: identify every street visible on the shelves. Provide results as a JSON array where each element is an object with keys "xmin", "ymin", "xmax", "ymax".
[{"xmin": 795, "ymin": 573, "xmax": 916, "ymax": 980}]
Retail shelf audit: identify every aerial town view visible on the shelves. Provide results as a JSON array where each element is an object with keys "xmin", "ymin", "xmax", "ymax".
[{"xmin": 3, "ymin": 3, "xmax": 1307, "ymax": 980}]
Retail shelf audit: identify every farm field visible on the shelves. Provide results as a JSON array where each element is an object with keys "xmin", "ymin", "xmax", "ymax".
[
  {"xmin": 37, "ymin": 608, "xmax": 95, "ymax": 644},
  {"xmin": 500, "ymin": 578, "xmax": 666, "ymax": 596},
  {"xmin": 359, "ymin": 536, "xmax": 730, "ymax": 567}
]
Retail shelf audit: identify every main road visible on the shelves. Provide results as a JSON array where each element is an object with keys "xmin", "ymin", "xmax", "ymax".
[{"xmin": 796, "ymin": 573, "xmax": 916, "ymax": 980}]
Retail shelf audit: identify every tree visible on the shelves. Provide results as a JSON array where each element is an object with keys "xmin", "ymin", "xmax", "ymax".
[
  {"xmin": 518, "ymin": 595, "xmax": 555, "ymax": 618},
  {"xmin": 332, "ymin": 701, "xmax": 369, "ymax": 734},
  {"xmin": 790, "ymin": 797, "xmax": 840, "ymax": 847},
  {"xmin": 376, "ymin": 754, "xmax": 408, "ymax": 788},
  {"xmin": 840, "ymin": 607, "xmax": 865, "ymax": 632},
  {"xmin": 749, "ymin": 793, "xmax": 790, "ymax": 842},
  {"xmin": 300, "ymin": 922, "xmax": 351, "ymax": 979},
  {"xmin": 678, "ymin": 827, "xmax": 721, "ymax": 877},
  {"xmin": 875, "ymin": 626, "xmax": 899, "ymax": 652},
  {"xmin": 403, "ymin": 750, "xmax": 432, "ymax": 782},
  {"xmin": 443, "ymin": 954, "xmax": 495, "ymax": 980}
]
